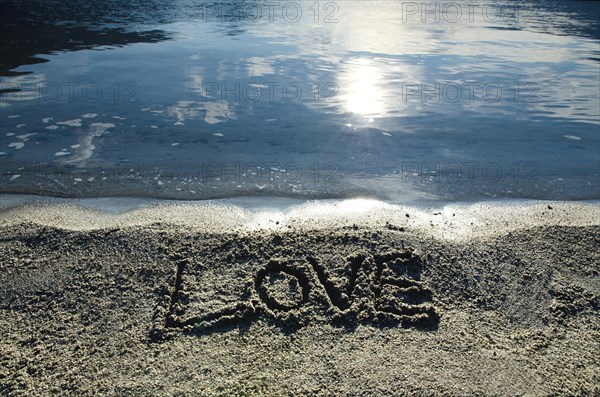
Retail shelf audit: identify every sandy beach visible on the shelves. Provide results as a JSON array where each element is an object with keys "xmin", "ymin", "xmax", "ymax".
[
  {"xmin": 0, "ymin": 198, "xmax": 598, "ymax": 396},
  {"xmin": 2, "ymin": 0, "xmax": 599, "ymax": 395}
]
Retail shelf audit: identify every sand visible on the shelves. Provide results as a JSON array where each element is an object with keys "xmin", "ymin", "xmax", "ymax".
[{"xmin": 0, "ymin": 198, "xmax": 598, "ymax": 396}]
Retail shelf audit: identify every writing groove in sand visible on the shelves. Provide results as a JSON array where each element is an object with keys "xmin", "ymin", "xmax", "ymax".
[{"xmin": 151, "ymin": 251, "xmax": 438, "ymax": 340}]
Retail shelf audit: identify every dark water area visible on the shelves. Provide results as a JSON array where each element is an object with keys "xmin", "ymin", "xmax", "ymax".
[{"xmin": 0, "ymin": 0, "xmax": 599, "ymax": 202}]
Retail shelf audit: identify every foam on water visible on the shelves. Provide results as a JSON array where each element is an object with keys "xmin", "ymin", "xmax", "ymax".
[{"xmin": 56, "ymin": 119, "xmax": 82, "ymax": 127}]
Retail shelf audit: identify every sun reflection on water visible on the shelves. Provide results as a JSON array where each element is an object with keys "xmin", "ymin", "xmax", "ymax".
[{"xmin": 340, "ymin": 58, "xmax": 385, "ymax": 117}]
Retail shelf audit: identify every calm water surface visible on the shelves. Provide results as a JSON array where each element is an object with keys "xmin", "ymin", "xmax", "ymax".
[{"xmin": 1, "ymin": 0, "xmax": 599, "ymax": 202}]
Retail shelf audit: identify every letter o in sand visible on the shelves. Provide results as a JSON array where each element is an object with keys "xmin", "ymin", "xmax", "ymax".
[{"xmin": 255, "ymin": 261, "xmax": 311, "ymax": 312}]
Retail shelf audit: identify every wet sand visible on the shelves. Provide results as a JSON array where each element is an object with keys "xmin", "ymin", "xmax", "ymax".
[{"xmin": 0, "ymin": 199, "xmax": 598, "ymax": 396}]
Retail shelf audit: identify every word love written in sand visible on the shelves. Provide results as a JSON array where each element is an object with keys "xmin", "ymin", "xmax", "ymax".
[{"xmin": 157, "ymin": 251, "xmax": 438, "ymax": 336}]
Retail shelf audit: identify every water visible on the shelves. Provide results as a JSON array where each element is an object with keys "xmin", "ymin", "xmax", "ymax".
[{"xmin": 1, "ymin": 0, "xmax": 599, "ymax": 203}]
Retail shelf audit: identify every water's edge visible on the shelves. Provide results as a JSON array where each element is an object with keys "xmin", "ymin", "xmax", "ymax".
[{"xmin": 2, "ymin": 194, "xmax": 598, "ymax": 242}]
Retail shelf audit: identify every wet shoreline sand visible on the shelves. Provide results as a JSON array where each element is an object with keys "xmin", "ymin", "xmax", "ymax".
[{"xmin": 0, "ymin": 199, "xmax": 598, "ymax": 396}]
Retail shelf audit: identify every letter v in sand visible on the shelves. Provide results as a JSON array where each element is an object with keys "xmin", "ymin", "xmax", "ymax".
[{"xmin": 307, "ymin": 253, "xmax": 368, "ymax": 312}]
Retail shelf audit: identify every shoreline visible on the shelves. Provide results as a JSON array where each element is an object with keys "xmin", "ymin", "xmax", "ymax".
[{"xmin": 1, "ymin": 194, "xmax": 598, "ymax": 241}]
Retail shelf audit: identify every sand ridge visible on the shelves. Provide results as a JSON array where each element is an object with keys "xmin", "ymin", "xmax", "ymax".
[{"xmin": 0, "ymin": 196, "xmax": 599, "ymax": 241}]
